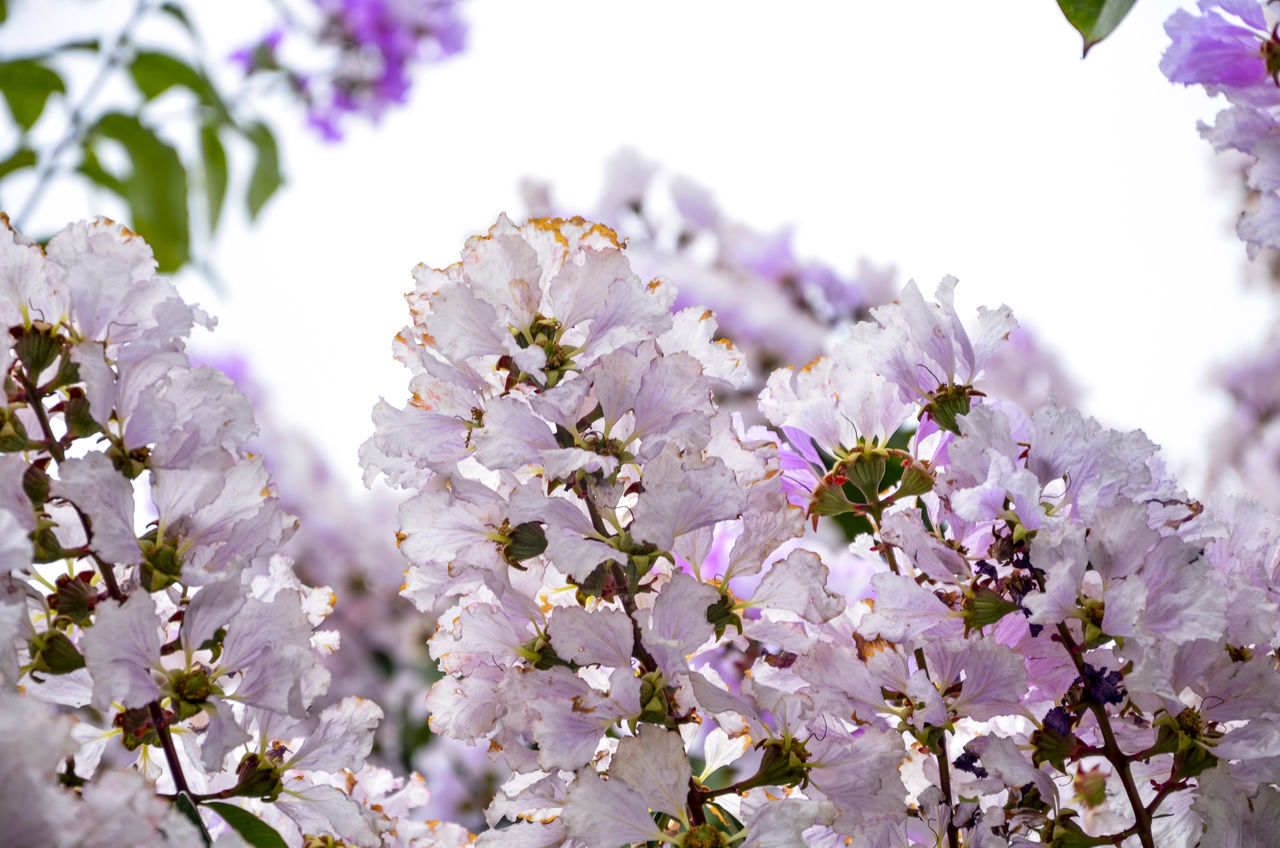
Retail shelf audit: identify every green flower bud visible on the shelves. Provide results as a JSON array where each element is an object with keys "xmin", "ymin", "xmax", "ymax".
[
  {"xmin": 28, "ymin": 630, "xmax": 86, "ymax": 674},
  {"xmin": 22, "ymin": 461, "xmax": 50, "ymax": 507},
  {"xmin": 0, "ymin": 406, "xmax": 30, "ymax": 452},
  {"xmin": 63, "ymin": 393, "xmax": 100, "ymax": 438},
  {"xmin": 231, "ymin": 751, "xmax": 285, "ymax": 802}
]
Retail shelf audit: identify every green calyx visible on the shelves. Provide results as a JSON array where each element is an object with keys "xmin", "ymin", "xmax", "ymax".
[
  {"xmin": 1265, "ymin": 35, "xmax": 1280, "ymax": 86},
  {"xmin": 495, "ymin": 519, "xmax": 547, "ymax": 567},
  {"xmin": 230, "ymin": 751, "xmax": 285, "ymax": 802},
  {"xmin": 705, "ymin": 593, "xmax": 743, "ymax": 640},
  {"xmin": 841, "ymin": 444, "xmax": 888, "ymax": 502},
  {"xmin": 962, "ymin": 585, "xmax": 1020, "ymax": 635},
  {"xmin": 922, "ymin": 383, "xmax": 974, "ymax": 435},
  {"xmin": 48, "ymin": 571, "xmax": 98, "ymax": 626},
  {"xmin": 167, "ymin": 666, "xmax": 221, "ymax": 721},
  {"xmin": 682, "ymin": 824, "xmax": 730, "ymax": 848},
  {"xmin": 512, "ymin": 314, "xmax": 577, "ymax": 388},
  {"xmin": 0, "ymin": 406, "xmax": 31, "ymax": 452},
  {"xmin": 139, "ymin": 531, "xmax": 183, "ymax": 591},
  {"xmin": 12, "ymin": 321, "xmax": 63, "ymax": 377},
  {"xmin": 106, "ymin": 441, "xmax": 151, "ymax": 479},
  {"xmin": 751, "ymin": 735, "xmax": 811, "ymax": 789},
  {"xmin": 27, "ymin": 630, "xmax": 86, "ymax": 675},
  {"xmin": 896, "ymin": 458, "xmax": 934, "ymax": 497},
  {"xmin": 114, "ymin": 705, "xmax": 163, "ymax": 751},
  {"xmin": 637, "ymin": 670, "xmax": 671, "ymax": 725}
]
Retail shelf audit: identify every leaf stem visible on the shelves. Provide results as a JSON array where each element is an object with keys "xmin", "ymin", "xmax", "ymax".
[{"xmin": 16, "ymin": 0, "xmax": 151, "ymax": 229}]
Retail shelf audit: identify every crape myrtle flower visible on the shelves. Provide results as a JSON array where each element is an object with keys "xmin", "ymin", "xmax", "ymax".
[
  {"xmin": 369, "ymin": 217, "xmax": 878, "ymax": 845},
  {"xmin": 0, "ymin": 217, "xmax": 433, "ymax": 848},
  {"xmin": 1163, "ymin": 2, "xmax": 1280, "ymax": 256},
  {"xmin": 524, "ymin": 151, "xmax": 1079, "ymax": 430}
]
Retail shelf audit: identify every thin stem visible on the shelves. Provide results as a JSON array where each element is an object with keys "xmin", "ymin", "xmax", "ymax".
[
  {"xmin": 870, "ymin": 512, "xmax": 957, "ymax": 848},
  {"xmin": 148, "ymin": 700, "xmax": 191, "ymax": 796},
  {"xmin": 94, "ymin": 553, "xmax": 124, "ymax": 602},
  {"xmin": 1055, "ymin": 622, "xmax": 1155, "ymax": 848},
  {"xmin": 18, "ymin": 371, "xmax": 64, "ymax": 462},
  {"xmin": 933, "ymin": 733, "xmax": 960, "ymax": 848},
  {"xmin": 16, "ymin": 0, "xmax": 151, "ymax": 229}
]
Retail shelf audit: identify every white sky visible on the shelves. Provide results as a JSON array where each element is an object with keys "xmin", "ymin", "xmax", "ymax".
[{"xmin": 5, "ymin": 0, "xmax": 1274, "ymax": 493}]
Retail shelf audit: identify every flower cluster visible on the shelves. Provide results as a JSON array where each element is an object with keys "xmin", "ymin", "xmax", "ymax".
[
  {"xmin": 524, "ymin": 150, "xmax": 1079, "ymax": 414},
  {"xmin": 369, "ymin": 217, "xmax": 1280, "ymax": 847},
  {"xmin": 0, "ymin": 216, "xmax": 452, "ymax": 847},
  {"xmin": 234, "ymin": 0, "xmax": 466, "ymax": 140},
  {"xmin": 1163, "ymin": 0, "xmax": 1280, "ymax": 256}
]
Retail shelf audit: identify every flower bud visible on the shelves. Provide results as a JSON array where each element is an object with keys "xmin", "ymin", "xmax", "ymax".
[
  {"xmin": 231, "ymin": 751, "xmax": 285, "ymax": 802},
  {"xmin": 28, "ymin": 630, "xmax": 86, "ymax": 674},
  {"xmin": 0, "ymin": 406, "xmax": 30, "ymax": 452}
]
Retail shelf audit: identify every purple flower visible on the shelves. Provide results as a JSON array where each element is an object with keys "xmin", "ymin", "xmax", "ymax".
[{"xmin": 1162, "ymin": 1, "xmax": 1277, "ymax": 90}]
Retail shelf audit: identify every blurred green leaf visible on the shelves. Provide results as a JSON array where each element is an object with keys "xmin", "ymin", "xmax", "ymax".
[
  {"xmin": 129, "ymin": 51, "xmax": 226, "ymax": 118},
  {"xmin": 84, "ymin": 112, "xmax": 190, "ymax": 271},
  {"xmin": 204, "ymin": 803, "xmax": 288, "ymax": 848},
  {"xmin": 77, "ymin": 147, "xmax": 127, "ymax": 197},
  {"xmin": 0, "ymin": 60, "xmax": 65, "ymax": 131},
  {"xmin": 1057, "ymin": 0, "xmax": 1138, "ymax": 56},
  {"xmin": 174, "ymin": 792, "xmax": 212, "ymax": 847},
  {"xmin": 158, "ymin": 2, "xmax": 196, "ymax": 35},
  {"xmin": 0, "ymin": 0, "xmax": 7, "ymax": 25},
  {"xmin": 199, "ymin": 121, "xmax": 228, "ymax": 231},
  {"xmin": 51, "ymin": 39, "xmax": 100, "ymax": 53},
  {"xmin": 0, "ymin": 147, "xmax": 35, "ymax": 181},
  {"xmin": 245, "ymin": 122, "xmax": 282, "ymax": 220}
]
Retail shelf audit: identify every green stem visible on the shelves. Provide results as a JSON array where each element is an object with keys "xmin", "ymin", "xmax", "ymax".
[
  {"xmin": 15, "ymin": 0, "xmax": 151, "ymax": 229},
  {"xmin": 19, "ymin": 371, "xmax": 64, "ymax": 462}
]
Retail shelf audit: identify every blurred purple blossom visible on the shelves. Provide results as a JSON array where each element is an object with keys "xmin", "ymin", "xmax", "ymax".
[{"xmin": 235, "ymin": 0, "xmax": 466, "ymax": 140}]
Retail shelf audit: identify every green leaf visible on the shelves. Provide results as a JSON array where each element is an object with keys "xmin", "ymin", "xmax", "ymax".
[
  {"xmin": 84, "ymin": 112, "xmax": 190, "ymax": 271},
  {"xmin": 0, "ymin": 60, "xmax": 65, "ymax": 131},
  {"xmin": 244, "ymin": 121, "xmax": 282, "ymax": 220},
  {"xmin": 204, "ymin": 802, "xmax": 289, "ymax": 848},
  {"xmin": 77, "ymin": 147, "xmax": 127, "ymax": 197},
  {"xmin": 158, "ymin": 2, "xmax": 197, "ymax": 35},
  {"xmin": 128, "ymin": 51, "xmax": 226, "ymax": 117},
  {"xmin": 0, "ymin": 0, "xmax": 6, "ymax": 24},
  {"xmin": 1057, "ymin": 0, "xmax": 1138, "ymax": 57},
  {"xmin": 0, "ymin": 147, "xmax": 35, "ymax": 181},
  {"xmin": 173, "ymin": 792, "xmax": 213, "ymax": 847},
  {"xmin": 199, "ymin": 122, "xmax": 228, "ymax": 232}
]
